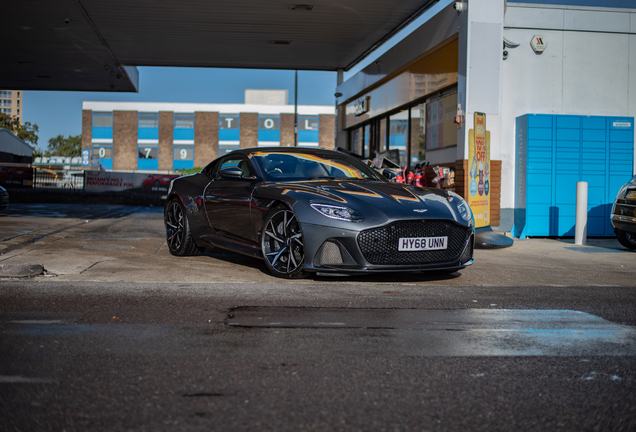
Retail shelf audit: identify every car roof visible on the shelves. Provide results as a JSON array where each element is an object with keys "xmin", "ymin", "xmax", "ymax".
[{"xmin": 227, "ymin": 147, "xmax": 344, "ymax": 157}]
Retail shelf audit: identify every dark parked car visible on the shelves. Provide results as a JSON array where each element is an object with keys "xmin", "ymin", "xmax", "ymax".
[
  {"xmin": 611, "ymin": 175, "xmax": 636, "ymax": 250},
  {"xmin": 0, "ymin": 186, "xmax": 9, "ymax": 212},
  {"xmin": 164, "ymin": 147, "xmax": 474, "ymax": 278}
]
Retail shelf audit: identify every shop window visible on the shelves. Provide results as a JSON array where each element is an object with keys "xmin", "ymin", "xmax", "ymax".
[
  {"xmin": 389, "ymin": 111, "xmax": 408, "ymax": 166},
  {"xmin": 351, "ymin": 128, "xmax": 361, "ymax": 155},
  {"xmin": 410, "ymin": 104, "xmax": 426, "ymax": 163},
  {"xmin": 425, "ymin": 92, "xmax": 457, "ymax": 151}
]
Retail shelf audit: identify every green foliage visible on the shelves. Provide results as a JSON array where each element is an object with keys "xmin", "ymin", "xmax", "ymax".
[
  {"xmin": 177, "ymin": 167, "xmax": 202, "ymax": 176},
  {"xmin": 44, "ymin": 135, "xmax": 82, "ymax": 157},
  {"xmin": 0, "ymin": 112, "xmax": 39, "ymax": 146}
]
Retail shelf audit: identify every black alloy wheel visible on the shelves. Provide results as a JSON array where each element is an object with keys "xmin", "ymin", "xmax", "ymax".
[
  {"xmin": 165, "ymin": 199, "xmax": 204, "ymax": 256},
  {"xmin": 262, "ymin": 205, "xmax": 306, "ymax": 278},
  {"xmin": 616, "ymin": 230, "xmax": 636, "ymax": 250}
]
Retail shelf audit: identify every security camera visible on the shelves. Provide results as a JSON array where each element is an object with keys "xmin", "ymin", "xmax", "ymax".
[
  {"xmin": 64, "ymin": 17, "xmax": 71, "ymax": 24},
  {"xmin": 454, "ymin": 2, "xmax": 465, "ymax": 12},
  {"xmin": 334, "ymin": 92, "xmax": 343, "ymax": 98}
]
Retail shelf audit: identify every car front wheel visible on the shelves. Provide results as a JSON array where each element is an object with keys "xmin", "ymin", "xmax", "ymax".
[
  {"xmin": 165, "ymin": 199, "xmax": 204, "ymax": 256},
  {"xmin": 616, "ymin": 230, "xmax": 636, "ymax": 250},
  {"xmin": 261, "ymin": 205, "xmax": 307, "ymax": 279}
]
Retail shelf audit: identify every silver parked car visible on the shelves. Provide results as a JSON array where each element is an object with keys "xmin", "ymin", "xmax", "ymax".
[{"xmin": 611, "ymin": 175, "xmax": 636, "ymax": 250}]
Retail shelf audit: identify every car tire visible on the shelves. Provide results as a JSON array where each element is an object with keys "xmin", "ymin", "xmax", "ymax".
[
  {"xmin": 616, "ymin": 230, "xmax": 636, "ymax": 250},
  {"xmin": 261, "ymin": 204, "xmax": 307, "ymax": 279},
  {"xmin": 165, "ymin": 198, "xmax": 204, "ymax": 256}
]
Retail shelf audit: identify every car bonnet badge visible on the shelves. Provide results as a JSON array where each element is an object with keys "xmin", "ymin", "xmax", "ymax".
[{"xmin": 413, "ymin": 209, "xmax": 427, "ymax": 213}]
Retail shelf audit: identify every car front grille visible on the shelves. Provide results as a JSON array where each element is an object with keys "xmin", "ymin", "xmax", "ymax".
[{"xmin": 357, "ymin": 220, "xmax": 471, "ymax": 265}]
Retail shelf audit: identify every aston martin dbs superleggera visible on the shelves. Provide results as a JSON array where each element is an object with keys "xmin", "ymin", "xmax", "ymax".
[{"xmin": 164, "ymin": 147, "xmax": 474, "ymax": 278}]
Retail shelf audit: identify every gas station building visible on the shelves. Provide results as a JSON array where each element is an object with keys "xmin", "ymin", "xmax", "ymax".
[{"xmin": 335, "ymin": 0, "xmax": 636, "ymax": 233}]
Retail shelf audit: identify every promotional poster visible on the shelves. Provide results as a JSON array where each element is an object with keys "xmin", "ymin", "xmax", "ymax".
[
  {"xmin": 468, "ymin": 112, "xmax": 490, "ymax": 228},
  {"xmin": 85, "ymin": 171, "xmax": 179, "ymax": 196}
]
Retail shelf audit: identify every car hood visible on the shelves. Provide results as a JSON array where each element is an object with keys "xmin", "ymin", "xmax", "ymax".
[{"xmin": 263, "ymin": 179, "xmax": 470, "ymax": 227}]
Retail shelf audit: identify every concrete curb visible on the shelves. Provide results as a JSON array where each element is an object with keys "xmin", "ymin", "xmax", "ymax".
[{"xmin": 0, "ymin": 263, "xmax": 45, "ymax": 278}]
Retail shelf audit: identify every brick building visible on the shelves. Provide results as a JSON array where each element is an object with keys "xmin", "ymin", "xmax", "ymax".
[{"xmin": 81, "ymin": 92, "xmax": 335, "ymax": 172}]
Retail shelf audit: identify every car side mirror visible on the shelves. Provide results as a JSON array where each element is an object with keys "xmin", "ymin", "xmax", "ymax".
[{"xmin": 219, "ymin": 166, "xmax": 244, "ymax": 178}]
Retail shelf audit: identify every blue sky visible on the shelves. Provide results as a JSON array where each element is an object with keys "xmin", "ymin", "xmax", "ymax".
[{"xmin": 23, "ymin": 0, "xmax": 633, "ymax": 150}]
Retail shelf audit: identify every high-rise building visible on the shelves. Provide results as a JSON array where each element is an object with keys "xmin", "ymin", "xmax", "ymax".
[{"xmin": 0, "ymin": 90, "xmax": 23, "ymax": 123}]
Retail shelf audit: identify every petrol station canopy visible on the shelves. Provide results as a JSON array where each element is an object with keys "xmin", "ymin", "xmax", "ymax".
[{"xmin": 4, "ymin": 0, "xmax": 438, "ymax": 92}]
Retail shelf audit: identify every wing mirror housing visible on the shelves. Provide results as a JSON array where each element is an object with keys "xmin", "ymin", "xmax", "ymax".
[{"xmin": 219, "ymin": 166, "xmax": 244, "ymax": 178}]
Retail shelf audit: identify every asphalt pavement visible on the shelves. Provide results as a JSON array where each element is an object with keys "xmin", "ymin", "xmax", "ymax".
[{"xmin": 0, "ymin": 203, "xmax": 635, "ymax": 431}]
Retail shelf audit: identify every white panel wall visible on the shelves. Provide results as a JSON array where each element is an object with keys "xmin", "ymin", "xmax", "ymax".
[
  {"xmin": 562, "ymin": 32, "xmax": 630, "ymax": 114},
  {"xmin": 631, "ymin": 33, "xmax": 636, "ymax": 172},
  {"xmin": 499, "ymin": 4, "xmax": 636, "ymax": 225}
]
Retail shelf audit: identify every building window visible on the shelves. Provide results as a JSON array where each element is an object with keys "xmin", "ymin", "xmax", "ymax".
[
  {"xmin": 92, "ymin": 112, "xmax": 113, "ymax": 127},
  {"xmin": 92, "ymin": 112, "xmax": 113, "ymax": 140},
  {"xmin": 138, "ymin": 144, "xmax": 159, "ymax": 171},
  {"xmin": 298, "ymin": 115, "xmax": 319, "ymax": 147},
  {"xmin": 174, "ymin": 113, "xmax": 194, "ymax": 129},
  {"xmin": 258, "ymin": 115, "xmax": 280, "ymax": 145},
  {"xmin": 138, "ymin": 112, "xmax": 158, "ymax": 128},
  {"xmin": 0, "ymin": 100, "xmax": 12, "ymax": 107},
  {"xmin": 173, "ymin": 144, "xmax": 194, "ymax": 170},
  {"xmin": 219, "ymin": 114, "xmax": 240, "ymax": 151},
  {"xmin": 173, "ymin": 113, "xmax": 195, "ymax": 142},
  {"xmin": 91, "ymin": 144, "xmax": 113, "ymax": 170},
  {"xmin": 0, "ymin": 108, "xmax": 12, "ymax": 115},
  {"xmin": 138, "ymin": 112, "xmax": 159, "ymax": 140},
  {"xmin": 0, "ymin": 91, "xmax": 11, "ymax": 98}
]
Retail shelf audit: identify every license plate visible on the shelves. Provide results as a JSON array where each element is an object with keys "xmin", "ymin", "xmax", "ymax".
[
  {"xmin": 398, "ymin": 236, "xmax": 448, "ymax": 251},
  {"xmin": 627, "ymin": 190, "xmax": 636, "ymax": 199}
]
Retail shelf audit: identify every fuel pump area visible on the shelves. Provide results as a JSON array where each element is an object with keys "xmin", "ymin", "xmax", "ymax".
[{"xmin": 335, "ymin": 0, "xmax": 636, "ymax": 239}]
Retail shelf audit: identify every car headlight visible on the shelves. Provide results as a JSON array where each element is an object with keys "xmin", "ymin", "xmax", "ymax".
[
  {"xmin": 447, "ymin": 191, "xmax": 473, "ymax": 224},
  {"xmin": 616, "ymin": 177, "xmax": 636, "ymax": 200},
  {"xmin": 310, "ymin": 203, "xmax": 364, "ymax": 222}
]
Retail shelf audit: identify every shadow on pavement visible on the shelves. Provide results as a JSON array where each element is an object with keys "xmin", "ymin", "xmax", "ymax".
[{"xmin": 202, "ymin": 247, "xmax": 462, "ymax": 283}]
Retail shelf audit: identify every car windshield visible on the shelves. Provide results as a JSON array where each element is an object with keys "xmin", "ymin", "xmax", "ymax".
[{"xmin": 251, "ymin": 151, "xmax": 383, "ymax": 182}]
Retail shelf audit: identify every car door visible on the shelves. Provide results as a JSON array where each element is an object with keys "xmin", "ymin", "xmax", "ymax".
[{"xmin": 203, "ymin": 155, "xmax": 259, "ymax": 243}]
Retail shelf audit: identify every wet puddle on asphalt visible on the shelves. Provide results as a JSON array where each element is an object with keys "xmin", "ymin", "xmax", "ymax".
[{"xmin": 226, "ymin": 307, "xmax": 636, "ymax": 356}]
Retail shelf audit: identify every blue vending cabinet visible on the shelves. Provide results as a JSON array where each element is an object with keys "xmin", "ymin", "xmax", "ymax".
[{"xmin": 514, "ymin": 114, "xmax": 634, "ymax": 238}]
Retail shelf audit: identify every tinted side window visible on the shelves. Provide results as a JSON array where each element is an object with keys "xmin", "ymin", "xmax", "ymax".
[{"xmin": 202, "ymin": 160, "xmax": 219, "ymax": 179}]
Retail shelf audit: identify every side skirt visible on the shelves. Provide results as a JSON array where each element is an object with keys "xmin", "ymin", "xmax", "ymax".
[{"xmin": 199, "ymin": 234, "xmax": 263, "ymax": 259}]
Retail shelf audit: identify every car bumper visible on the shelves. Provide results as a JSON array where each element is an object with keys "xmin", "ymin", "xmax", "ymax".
[
  {"xmin": 300, "ymin": 221, "xmax": 474, "ymax": 274},
  {"xmin": 611, "ymin": 200, "xmax": 636, "ymax": 234}
]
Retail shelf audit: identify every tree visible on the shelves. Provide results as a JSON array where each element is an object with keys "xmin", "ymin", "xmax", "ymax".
[
  {"xmin": 44, "ymin": 135, "xmax": 82, "ymax": 157},
  {"xmin": 0, "ymin": 112, "xmax": 39, "ymax": 147}
]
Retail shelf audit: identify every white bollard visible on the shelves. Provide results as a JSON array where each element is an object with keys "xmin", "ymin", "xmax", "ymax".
[{"xmin": 575, "ymin": 181, "xmax": 588, "ymax": 245}]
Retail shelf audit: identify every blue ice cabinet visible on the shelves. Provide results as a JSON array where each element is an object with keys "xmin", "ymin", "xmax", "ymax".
[{"xmin": 514, "ymin": 114, "xmax": 634, "ymax": 238}]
